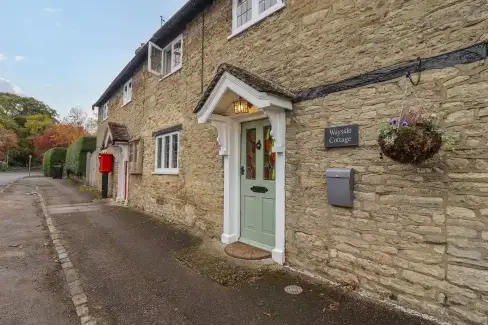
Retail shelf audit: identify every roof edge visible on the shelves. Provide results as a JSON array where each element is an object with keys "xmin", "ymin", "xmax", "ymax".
[{"xmin": 92, "ymin": 0, "xmax": 212, "ymax": 108}]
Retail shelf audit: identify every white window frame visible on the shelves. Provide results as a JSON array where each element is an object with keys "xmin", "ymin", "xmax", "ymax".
[
  {"xmin": 154, "ymin": 131, "xmax": 180, "ymax": 175},
  {"xmin": 101, "ymin": 102, "xmax": 109, "ymax": 121},
  {"xmin": 147, "ymin": 35, "xmax": 183, "ymax": 78},
  {"xmin": 230, "ymin": 0, "xmax": 285, "ymax": 39},
  {"xmin": 122, "ymin": 79, "xmax": 132, "ymax": 106}
]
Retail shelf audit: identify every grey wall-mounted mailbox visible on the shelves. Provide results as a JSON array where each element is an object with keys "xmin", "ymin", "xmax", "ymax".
[{"xmin": 326, "ymin": 168, "xmax": 354, "ymax": 208}]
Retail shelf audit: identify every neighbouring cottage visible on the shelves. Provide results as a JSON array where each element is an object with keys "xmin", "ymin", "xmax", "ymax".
[{"xmin": 92, "ymin": 0, "xmax": 488, "ymax": 323}]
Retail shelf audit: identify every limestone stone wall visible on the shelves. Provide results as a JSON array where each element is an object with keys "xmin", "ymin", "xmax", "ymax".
[
  {"xmin": 95, "ymin": 65, "xmax": 145, "ymax": 196},
  {"xmin": 125, "ymin": 0, "xmax": 488, "ymax": 238},
  {"xmin": 286, "ymin": 61, "xmax": 488, "ymax": 324},
  {"xmin": 94, "ymin": 0, "xmax": 488, "ymax": 322}
]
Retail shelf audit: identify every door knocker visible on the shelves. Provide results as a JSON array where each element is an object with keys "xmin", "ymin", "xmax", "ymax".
[{"xmin": 256, "ymin": 140, "xmax": 262, "ymax": 150}]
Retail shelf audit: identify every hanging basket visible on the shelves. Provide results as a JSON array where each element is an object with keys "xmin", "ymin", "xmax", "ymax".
[{"xmin": 378, "ymin": 123, "xmax": 443, "ymax": 165}]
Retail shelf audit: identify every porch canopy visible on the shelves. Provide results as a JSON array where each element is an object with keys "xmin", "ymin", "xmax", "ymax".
[
  {"xmin": 193, "ymin": 63, "xmax": 295, "ymax": 264},
  {"xmin": 103, "ymin": 122, "xmax": 131, "ymax": 148}
]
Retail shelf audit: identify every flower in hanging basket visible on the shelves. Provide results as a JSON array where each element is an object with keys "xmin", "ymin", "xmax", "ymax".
[{"xmin": 378, "ymin": 109, "xmax": 446, "ymax": 164}]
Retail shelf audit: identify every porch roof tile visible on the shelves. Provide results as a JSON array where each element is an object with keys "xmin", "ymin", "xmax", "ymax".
[
  {"xmin": 108, "ymin": 122, "xmax": 130, "ymax": 143},
  {"xmin": 193, "ymin": 63, "xmax": 296, "ymax": 114}
]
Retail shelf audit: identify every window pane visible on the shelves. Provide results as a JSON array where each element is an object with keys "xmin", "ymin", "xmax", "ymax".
[
  {"xmin": 173, "ymin": 41, "xmax": 182, "ymax": 68},
  {"xmin": 134, "ymin": 142, "xmax": 138, "ymax": 162},
  {"xmin": 263, "ymin": 126, "xmax": 275, "ymax": 180},
  {"xmin": 163, "ymin": 49, "xmax": 172, "ymax": 75},
  {"xmin": 157, "ymin": 138, "xmax": 162, "ymax": 169},
  {"xmin": 259, "ymin": 0, "xmax": 277, "ymax": 12},
  {"xmin": 236, "ymin": 0, "xmax": 252, "ymax": 27},
  {"xmin": 150, "ymin": 45, "xmax": 162, "ymax": 73},
  {"xmin": 246, "ymin": 128, "xmax": 256, "ymax": 180},
  {"xmin": 164, "ymin": 136, "xmax": 170, "ymax": 168},
  {"xmin": 171, "ymin": 134, "xmax": 178, "ymax": 168}
]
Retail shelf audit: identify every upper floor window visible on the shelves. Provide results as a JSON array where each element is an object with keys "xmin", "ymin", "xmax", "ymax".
[
  {"xmin": 123, "ymin": 79, "xmax": 132, "ymax": 105},
  {"xmin": 101, "ymin": 102, "xmax": 109, "ymax": 121},
  {"xmin": 148, "ymin": 35, "xmax": 183, "ymax": 78},
  {"xmin": 231, "ymin": 0, "xmax": 285, "ymax": 37}
]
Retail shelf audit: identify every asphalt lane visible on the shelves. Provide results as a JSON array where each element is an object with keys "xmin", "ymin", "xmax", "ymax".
[
  {"xmin": 0, "ymin": 181, "xmax": 77, "ymax": 325},
  {"xmin": 25, "ymin": 177, "xmax": 438, "ymax": 325},
  {"xmin": 0, "ymin": 170, "xmax": 42, "ymax": 189}
]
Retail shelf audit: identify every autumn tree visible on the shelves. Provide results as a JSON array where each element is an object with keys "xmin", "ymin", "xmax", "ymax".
[
  {"xmin": 84, "ymin": 115, "xmax": 98, "ymax": 135},
  {"xmin": 51, "ymin": 124, "xmax": 87, "ymax": 146},
  {"xmin": 24, "ymin": 114, "xmax": 54, "ymax": 136},
  {"xmin": 0, "ymin": 92, "xmax": 58, "ymax": 165},
  {"xmin": 0, "ymin": 128, "xmax": 19, "ymax": 163},
  {"xmin": 33, "ymin": 124, "xmax": 87, "ymax": 158},
  {"xmin": 63, "ymin": 106, "xmax": 87, "ymax": 127}
]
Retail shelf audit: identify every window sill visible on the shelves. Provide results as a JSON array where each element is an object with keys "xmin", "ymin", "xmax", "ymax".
[
  {"xmin": 152, "ymin": 170, "xmax": 179, "ymax": 176},
  {"xmin": 121, "ymin": 100, "xmax": 132, "ymax": 107},
  {"xmin": 227, "ymin": 2, "xmax": 286, "ymax": 40},
  {"xmin": 158, "ymin": 66, "xmax": 182, "ymax": 82}
]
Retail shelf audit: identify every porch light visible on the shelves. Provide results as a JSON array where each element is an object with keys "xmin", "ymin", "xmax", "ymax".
[{"xmin": 233, "ymin": 97, "xmax": 250, "ymax": 114}]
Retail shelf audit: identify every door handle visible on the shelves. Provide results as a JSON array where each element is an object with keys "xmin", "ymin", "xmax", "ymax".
[{"xmin": 250, "ymin": 186, "xmax": 268, "ymax": 193}]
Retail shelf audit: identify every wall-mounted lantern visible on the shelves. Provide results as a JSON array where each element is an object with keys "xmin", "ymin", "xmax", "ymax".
[{"xmin": 233, "ymin": 97, "xmax": 250, "ymax": 114}]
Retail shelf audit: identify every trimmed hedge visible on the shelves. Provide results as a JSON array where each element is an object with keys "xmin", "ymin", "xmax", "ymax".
[
  {"xmin": 64, "ymin": 136, "xmax": 96, "ymax": 177},
  {"xmin": 42, "ymin": 148, "xmax": 67, "ymax": 177}
]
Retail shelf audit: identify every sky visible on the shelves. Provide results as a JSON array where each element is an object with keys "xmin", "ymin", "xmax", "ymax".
[{"xmin": 0, "ymin": 0, "xmax": 187, "ymax": 118}]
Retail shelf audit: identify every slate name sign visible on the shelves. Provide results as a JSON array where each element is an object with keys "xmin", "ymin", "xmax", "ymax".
[{"xmin": 325, "ymin": 124, "xmax": 359, "ymax": 148}]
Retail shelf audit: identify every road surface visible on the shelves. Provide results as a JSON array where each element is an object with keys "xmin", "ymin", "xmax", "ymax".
[
  {"xmin": 7, "ymin": 177, "xmax": 436, "ymax": 325},
  {"xmin": 0, "ymin": 170, "xmax": 42, "ymax": 189}
]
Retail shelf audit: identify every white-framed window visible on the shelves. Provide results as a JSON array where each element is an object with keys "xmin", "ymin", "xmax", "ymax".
[
  {"xmin": 231, "ymin": 0, "xmax": 285, "ymax": 37},
  {"xmin": 129, "ymin": 139, "xmax": 143, "ymax": 174},
  {"xmin": 154, "ymin": 131, "xmax": 180, "ymax": 174},
  {"xmin": 148, "ymin": 35, "xmax": 183, "ymax": 78},
  {"xmin": 101, "ymin": 102, "xmax": 109, "ymax": 121},
  {"xmin": 122, "ymin": 79, "xmax": 132, "ymax": 105}
]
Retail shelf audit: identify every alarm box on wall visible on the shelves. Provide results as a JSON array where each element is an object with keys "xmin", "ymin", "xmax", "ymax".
[{"xmin": 326, "ymin": 168, "xmax": 354, "ymax": 208}]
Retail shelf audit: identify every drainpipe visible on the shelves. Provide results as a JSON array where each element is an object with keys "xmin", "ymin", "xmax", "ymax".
[
  {"xmin": 201, "ymin": 10, "xmax": 205, "ymax": 93},
  {"xmin": 124, "ymin": 160, "xmax": 128, "ymax": 204}
]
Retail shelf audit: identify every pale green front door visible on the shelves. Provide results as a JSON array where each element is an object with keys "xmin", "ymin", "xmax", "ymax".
[{"xmin": 240, "ymin": 119, "xmax": 276, "ymax": 250}]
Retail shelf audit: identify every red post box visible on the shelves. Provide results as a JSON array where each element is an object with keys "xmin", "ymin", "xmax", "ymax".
[{"xmin": 98, "ymin": 153, "xmax": 113, "ymax": 173}]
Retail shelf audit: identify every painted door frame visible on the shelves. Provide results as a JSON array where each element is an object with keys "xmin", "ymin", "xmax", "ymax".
[
  {"xmin": 196, "ymin": 72, "xmax": 291, "ymax": 264},
  {"xmin": 102, "ymin": 129, "xmax": 129, "ymax": 204},
  {"xmin": 115, "ymin": 145, "xmax": 129, "ymax": 203}
]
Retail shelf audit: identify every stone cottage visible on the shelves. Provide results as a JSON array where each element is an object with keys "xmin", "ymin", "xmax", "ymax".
[{"xmin": 92, "ymin": 0, "xmax": 488, "ymax": 323}]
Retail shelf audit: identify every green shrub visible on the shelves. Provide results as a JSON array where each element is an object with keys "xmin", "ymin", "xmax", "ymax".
[
  {"xmin": 42, "ymin": 148, "xmax": 67, "ymax": 177},
  {"xmin": 0, "ymin": 161, "xmax": 7, "ymax": 171},
  {"xmin": 64, "ymin": 136, "xmax": 96, "ymax": 177}
]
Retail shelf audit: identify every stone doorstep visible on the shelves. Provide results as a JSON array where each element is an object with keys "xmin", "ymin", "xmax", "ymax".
[{"xmin": 224, "ymin": 242, "xmax": 272, "ymax": 260}]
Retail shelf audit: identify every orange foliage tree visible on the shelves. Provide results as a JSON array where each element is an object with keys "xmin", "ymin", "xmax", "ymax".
[{"xmin": 33, "ymin": 123, "xmax": 87, "ymax": 158}]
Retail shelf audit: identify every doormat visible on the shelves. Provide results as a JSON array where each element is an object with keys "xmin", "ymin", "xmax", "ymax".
[{"xmin": 224, "ymin": 242, "xmax": 271, "ymax": 260}]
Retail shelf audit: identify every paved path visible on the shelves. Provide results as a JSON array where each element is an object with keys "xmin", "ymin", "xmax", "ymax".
[
  {"xmin": 4, "ymin": 177, "xmax": 438, "ymax": 325},
  {"xmin": 0, "ymin": 180, "xmax": 77, "ymax": 325}
]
